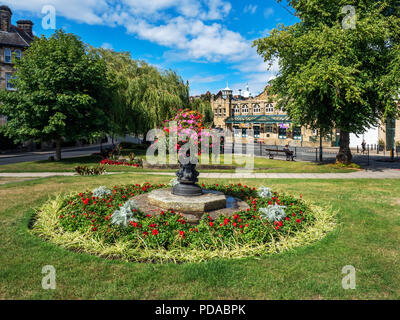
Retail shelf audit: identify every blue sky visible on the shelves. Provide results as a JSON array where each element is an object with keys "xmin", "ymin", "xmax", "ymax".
[{"xmin": 6, "ymin": 0, "xmax": 298, "ymax": 96}]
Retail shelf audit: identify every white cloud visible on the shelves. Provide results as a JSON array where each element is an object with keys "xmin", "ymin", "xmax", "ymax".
[
  {"xmin": 125, "ymin": 17, "xmax": 250, "ymax": 62},
  {"xmin": 244, "ymin": 4, "xmax": 257, "ymax": 14},
  {"xmin": 100, "ymin": 42, "xmax": 114, "ymax": 49},
  {"xmin": 263, "ymin": 7, "xmax": 274, "ymax": 18},
  {"xmin": 7, "ymin": 0, "xmax": 277, "ymax": 93},
  {"xmin": 189, "ymin": 74, "xmax": 225, "ymax": 83}
]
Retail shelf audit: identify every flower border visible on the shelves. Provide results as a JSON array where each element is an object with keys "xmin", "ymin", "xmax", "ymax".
[{"xmin": 31, "ymin": 192, "xmax": 336, "ymax": 263}]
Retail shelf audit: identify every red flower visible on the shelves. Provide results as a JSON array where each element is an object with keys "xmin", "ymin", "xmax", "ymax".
[
  {"xmin": 296, "ymin": 219, "xmax": 301, "ymax": 223},
  {"xmin": 209, "ymin": 222, "xmax": 214, "ymax": 227},
  {"xmin": 152, "ymin": 229, "xmax": 159, "ymax": 236},
  {"xmin": 82, "ymin": 198, "xmax": 89, "ymax": 205}
]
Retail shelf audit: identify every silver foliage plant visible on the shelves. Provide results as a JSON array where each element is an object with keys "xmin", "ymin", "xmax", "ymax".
[
  {"xmin": 111, "ymin": 199, "xmax": 139, "ymax": 228},
  {"xmin": 257, "ymin": 186, "xmax": 272, "ymax": 199},
  {"xmin": 260, "ymin": 204, "xmax": 287, "ymax": 222},
  {"xmin": 92, "ymin": 186, "xmax": 112, "ymax": 198},
  {"xmin": 169, "ymin": 178, "xmax": 179, "ymax": 187}
]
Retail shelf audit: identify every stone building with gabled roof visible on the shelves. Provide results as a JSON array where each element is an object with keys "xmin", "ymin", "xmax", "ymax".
[
  {"xmin": 211, "ymin": 84, "xmax": 333, "ymax": 147},
  {"xmin": 0, "ymin": 5, "xmax": 34, "ymax": 126}
]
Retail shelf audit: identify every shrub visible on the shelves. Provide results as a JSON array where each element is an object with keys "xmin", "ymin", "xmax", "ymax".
[
  {"xmin": 257, "ymin": 186, "xmax": 272, "ymax": 199},
  {"xmin": 74, "ymin": 165, "xmax": 106, "ymax": 176},
  {"xmin": 111, "ymin": 199, "xmax": 139, "ymax": 227},
  {"xmin": 92, "ymin": 186, "xmax": 112, "ymax": 198},
  {"xmin": 259, "ymin": 205, "xmax": 287, "ymax": 222}
]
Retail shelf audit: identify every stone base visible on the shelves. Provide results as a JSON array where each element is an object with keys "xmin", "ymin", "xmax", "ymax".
[
  {"xmin": 133, "ymin": 188, "xmax": 250, "ymax": 224},
  {"xmin": 148, "ymin": 188, "xmax": 226, "ymax": 213}
]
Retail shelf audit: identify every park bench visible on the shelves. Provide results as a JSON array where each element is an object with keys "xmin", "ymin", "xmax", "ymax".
[{"xmin": 265, "ymin": 147, "xmax": 295, "ymax": 161}]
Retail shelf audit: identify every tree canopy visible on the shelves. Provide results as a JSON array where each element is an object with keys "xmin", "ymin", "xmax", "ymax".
[
  {"xmin": 0, "ymin": 30, "xmax": 112, "ymax": 160},
  {"xmin": 254, "ymin": 0, "xmax": 400, "ymax": 162},
  {"xmin": 94, "ymin": 48, "xmax": 190, "ymax": 136}
]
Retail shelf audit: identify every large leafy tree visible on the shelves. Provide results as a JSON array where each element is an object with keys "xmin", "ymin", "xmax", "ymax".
[
  {"xmin": 95, "ymin": 48, "xmax": 190, "ymax": 136},
  {"xmin": 254, "ymin": 0, "xmax": 400, "ymax": 163},
  {"xmin": 0, "ymin": 30, "xmax": 112, "ymax": 160}
]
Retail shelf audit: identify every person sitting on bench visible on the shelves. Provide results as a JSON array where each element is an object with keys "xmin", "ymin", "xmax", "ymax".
[{"xmin": 283, "ymin": 145, "xmax": 294, "ymax": 160}]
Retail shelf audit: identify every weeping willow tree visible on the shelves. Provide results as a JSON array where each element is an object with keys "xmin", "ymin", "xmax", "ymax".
[{"xmin": 94, "ymin": 48, "xmax": 190, "ymax": 135}]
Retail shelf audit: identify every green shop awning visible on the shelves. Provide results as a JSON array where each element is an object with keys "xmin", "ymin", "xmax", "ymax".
[{"xmin": 225, "ymin": 115, "xmax": 292, "ymax": 124}]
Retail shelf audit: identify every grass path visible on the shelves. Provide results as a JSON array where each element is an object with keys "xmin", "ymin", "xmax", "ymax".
[{"xmin": 0, "ymin": 173, "xmax": 399, "ymax": 299}]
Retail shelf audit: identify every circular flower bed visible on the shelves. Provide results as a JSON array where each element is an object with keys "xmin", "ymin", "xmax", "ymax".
[{"xmin": 31, "ymin": 183, "xmax": 336, "ymax": 263}]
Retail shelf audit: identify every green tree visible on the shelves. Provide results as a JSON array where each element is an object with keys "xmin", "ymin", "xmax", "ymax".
[
  {"xmin": 0, "ymin": 30, "xmax": 112, "ymax": 160},
  {"xmin": 254, "ymin": 0, "xmax": 400, "ymax": 163},
  {"xmin": 190, "ymin": 93, "xmax": 214, "ymax": 126},
  {"xmin": 95, "ymin": 48, "xmax": 190, "ymax": 136}
]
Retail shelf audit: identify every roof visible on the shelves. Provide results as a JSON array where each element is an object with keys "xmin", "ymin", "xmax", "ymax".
[
  {"xmin": 0, "ymin": 5, "xmax": 12, "ymax": 14},
  {"xmin": 225, "ymin": 115, "xmax": 292, "ymax": 124},
  {"xmin": 0, "ymin": 25, "xmax": 33, "ymax": 47}
]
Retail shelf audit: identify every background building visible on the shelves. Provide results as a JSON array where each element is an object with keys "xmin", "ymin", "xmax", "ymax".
[
  {"xmin": 211, "ymin": 84, "xmax": 334, "ymax": 147},
  {"xmin": 0, "ymin": 5, "xmax": 34, "ymax": 126}
]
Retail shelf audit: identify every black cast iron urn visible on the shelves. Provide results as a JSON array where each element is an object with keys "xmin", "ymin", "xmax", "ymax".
[{"xmin": 172, "ymin": 151, "xmax": 203, "ymax": 196}]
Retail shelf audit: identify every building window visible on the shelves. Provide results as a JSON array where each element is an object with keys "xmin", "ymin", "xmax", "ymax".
[
  {"xmin": 278, "ymin": 127, "xmax": 287, "ymax": 139},
  {"xmin": 266, "ymin": 125, "xmax": 273, "ymax": 133},
  {"xmin": 233, "ymin": 105, "xmax": 240, "ymax": 114},
  {"xmin": 253, "ymin": 104, "xmax": 261, "ymax": 113},
  {"xmin": 4, "ymin": 48, "xmax": 11, "ymax": 63},
  {"xmin": 242, "ymin": 104, "xmax": 249, "ymax": 113},
  {"xmin": 254, "ymin": 126, "xmax": 260, "ymax": 138},
  {"xmin": 266, "ymin": 104, "xmax": 274, "ymax": 113},
  {"xmin": 242, "ymin": 128, "xmax": 247, "ymax": 138},
  {"xmin": 293, "ymin": 127, "xmax": 302, "ymax": 140},
  {"xmin": 15, "ymin": 49, "xmax": 21, "ymax": 60},
  {"xmin": 223, "ymin": 108, "xmax": 226, "ymax": 116},
  {"xmin": 6, "ymin": 73, "xmax": 16, "ymax": 90},
  {"xmin": 233, "ymin": 126, "xmax": 240, "ymax": 137}
]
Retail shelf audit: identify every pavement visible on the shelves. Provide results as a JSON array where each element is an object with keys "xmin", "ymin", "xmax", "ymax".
[{"xmin": 1, "ymin": 169, "xmax": 400, "ymax": 179}]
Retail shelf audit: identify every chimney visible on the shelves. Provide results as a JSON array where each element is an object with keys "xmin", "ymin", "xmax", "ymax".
[
  {"xmin": 17, "ymin": 20, "xmax": 34, "ymax": 37},
  {"xmin": 0, "ymin": 5, "xmax": 12, "ymax": 32}
]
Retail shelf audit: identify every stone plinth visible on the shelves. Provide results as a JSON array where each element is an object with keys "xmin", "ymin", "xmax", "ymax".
[
  {"xmin": 147, "ymin": 188, "xmax": 226, "ymax": 213},
  {"xmin": 133, "ymin": 188, "xmax": 250, "ymax": 224}
]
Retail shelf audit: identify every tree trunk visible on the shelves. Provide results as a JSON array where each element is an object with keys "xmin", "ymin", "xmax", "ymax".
[
  {"xmin": 55, "ymin": 137, "xmax": 62, "ymax": 161},
  {"xmin": 336, "ymin": 130, "xmax": 352, "ymax": 164}
]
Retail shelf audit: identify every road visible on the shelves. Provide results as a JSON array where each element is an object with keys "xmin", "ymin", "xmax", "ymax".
[{"xmin": 0, "ymin": 144, "xmax": 109, "ymax": 165}]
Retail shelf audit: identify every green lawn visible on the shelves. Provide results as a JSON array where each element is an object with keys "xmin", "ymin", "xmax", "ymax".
[
  {"xmin": 0, "ymin": 173, "xmax": 399, "ymax": 299},
  {"xmin": 0, "ymin": 154, "xmax": 359, "ymax": 173}
]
